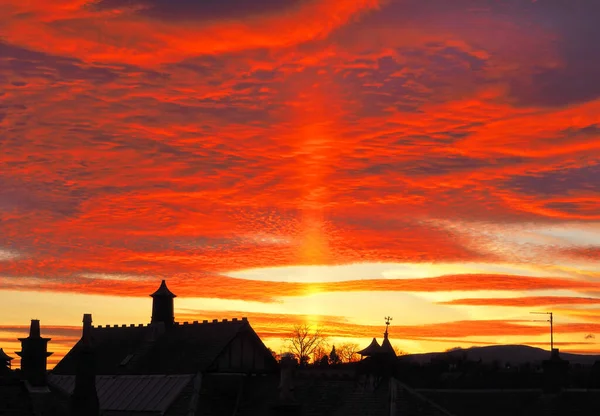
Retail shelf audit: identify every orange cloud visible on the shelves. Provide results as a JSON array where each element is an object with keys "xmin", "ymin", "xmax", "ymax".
[
  {"xmin": 2, "ymin": 274, "xmax": 598, "ymax": 301},
  {"xmin": 442, "ymin": 296, "xmax": 600, "ymax": 307}
]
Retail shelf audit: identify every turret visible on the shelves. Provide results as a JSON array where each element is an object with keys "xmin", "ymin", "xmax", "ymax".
[
  {"xmin": 150, "ymin": 280, "xmax": 176, "ymax": 327},
  {"xmin": 15, "ymin": 319, "xmax": 52, "ymax": 386},
  {"xmin": 70, "ymin": 314, "xmax": 99, "ymax": 416}
]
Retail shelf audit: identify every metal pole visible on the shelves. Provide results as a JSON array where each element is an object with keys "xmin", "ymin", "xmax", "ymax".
[
  {"xmin": 550, "ymin": 312, "xmax": 553, "ymax": 350},
  {"xmin": 530, "ymin": 312, "xmax": 553, "ymax": 352}
]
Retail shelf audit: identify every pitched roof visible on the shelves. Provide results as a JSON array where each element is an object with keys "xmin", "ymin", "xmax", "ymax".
[
  {"xmin": 151, "ymin": 280, "xmax": 177, "ymax": 298},
  {"xmin": 381, "ymin": 337, "xmax": 396, "ymax": 357},
  {"xmin": 53, "ymin": 318, "xmax": 255, "ymax": 375},
  {"xmin": 132, "ymin": 319, "xmax": 249, "ymax": 374},
  {"xmin": 48, "ymin": 374, "xmax": 195, "ymax": 414},
  {"xmin": 358, "ymin": 338, "xmax": 382, "ymax": 356}
]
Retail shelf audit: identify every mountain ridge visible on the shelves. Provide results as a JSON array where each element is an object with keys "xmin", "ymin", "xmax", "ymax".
[{"xmin": 399, "ymin": 344, "xmax": 600, "ymax": 366}]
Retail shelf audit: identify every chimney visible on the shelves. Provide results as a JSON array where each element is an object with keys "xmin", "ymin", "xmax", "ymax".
[
  {"xmin": 150, "ymin": 280, "xmax": 176, "ymax": 327},
  {"xmin": 70, "ymin": 314, "xmax": 99, "ymax": 416},
  {"xmin": 271, "ymin": 354, "xmax": 301, "ymax": 416},
  {"xmin": 29, "ymin": 320, "xmax": 41, "ymax": 338},
  {"xmin": 15, "ymin": 319, "xmax": 52, "ymax": 386}
]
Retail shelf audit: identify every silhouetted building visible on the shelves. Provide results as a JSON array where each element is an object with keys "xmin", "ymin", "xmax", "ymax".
[
  {"xmin": 0, "ymin": 322, "xmax": 66, "ymax": 415},
  {"xmin": 358, "ymin": 338, "xmax": 382, "ymax": 359},
  {"xmin": 357, "ymin": 318, "xmax": 397, "ymax": 361},
  {"xmin": 16, "ymin": 319, "xmax": 53, "ymax": 387},
  {"xmin": 0, "ymin": 348, "xmax": 13, "ymax": 375},
  {"xmin": 49, "ymin": 280, "xmax": 278, "ymax": 415}
]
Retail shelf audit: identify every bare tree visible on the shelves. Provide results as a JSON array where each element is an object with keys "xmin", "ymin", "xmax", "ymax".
[
  {"xmin": 393, "ymin": 345, "xmax": 408, "ymax": 356},
  {"xmin": 284, "ymin": 324, "xmax": 327, "ymax": 366},
  {"xmin": 312, "ymin": 344, "xmax": 329, "ymax": 364},
  {"xmin": 337, "ymin": 343, "xmax": 361, "ymax": 363}
]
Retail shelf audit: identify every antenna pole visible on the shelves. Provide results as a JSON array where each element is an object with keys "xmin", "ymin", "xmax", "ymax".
[
  {"xmin": 550, "ymin": 312, "xmax": 553, "ymax": 350},
  {"xmin": 530, "ymin": 311, "xmax": 554, "ymax": 351}
]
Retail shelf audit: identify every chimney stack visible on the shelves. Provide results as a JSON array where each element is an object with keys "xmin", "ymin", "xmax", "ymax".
[
  {"xmin": 70, "ymin": 314, "xmax": 99, "ymax": 416},
  {"xmin": 15, "ymin": 319, "xmax": 52, "ymax": 386},
  {"xmin": 29, "ymin": 320, "xmax": 41, "ymax": 338},
  {"xmin": 271, "ymin": 354, "xmax": 301, "ymax": 416}
]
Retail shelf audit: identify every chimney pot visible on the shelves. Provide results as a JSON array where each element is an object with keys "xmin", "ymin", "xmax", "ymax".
[{"xmin": 30, "ymin": 320, "xmax": 41, "ymax": 338}]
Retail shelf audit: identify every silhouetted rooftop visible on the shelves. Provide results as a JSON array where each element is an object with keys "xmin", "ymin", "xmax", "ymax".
[
  {"xmin": 381, "ymin": 337, "xmax": 396, "ymax": 357},
  {"xmin": 48, "ymin": 374, "xmax": 196, "ymax": 414},
  {"xmin": 52, "ymin": 317, "xmax": 276, "ymax": 375},
  {"xmin": 358, "ymin": 338, "xmax": 382, "ymax": 356},
  {"xmin": 150, "ymin": 279, "xmax": 177, "ymax": 298},
  {"xmin": 0, "ymin": 348, "xmax": 13, "ymax": 362},
  {"xmin": 0, "ymin": 376, "xmax": 36, "ymax": 415}
]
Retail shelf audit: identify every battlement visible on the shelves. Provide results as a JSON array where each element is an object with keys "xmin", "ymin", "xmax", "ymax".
[
  {"xmin": 93, "ymin": 323, "xmax": 148, "ymax": 330},
  {"xmin": 91, "ymin": 316, "xmax": 249, "ymax": 330}
]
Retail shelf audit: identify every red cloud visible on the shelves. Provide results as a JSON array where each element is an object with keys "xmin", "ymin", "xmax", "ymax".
[
  {"xmin": 1, "ymin": 0, "xmax": 600, "ymax": 357},
  {"xmin": 0, "ymin": 0, "xmax": 385, "ymax": 65}
]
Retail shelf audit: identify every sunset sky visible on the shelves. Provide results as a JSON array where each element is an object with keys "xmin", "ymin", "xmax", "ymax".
[{"xmin": 1, "ymin": 0, "xmax": 600, "ymax": 367}]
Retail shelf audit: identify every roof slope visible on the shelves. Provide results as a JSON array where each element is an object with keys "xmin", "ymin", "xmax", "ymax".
[
  {"xmin": 358, "ymin": 338, "xmax": 382, "ymax": 356},
  {"xmin": 133, "ymin": 320, "xmax": 247, "ymax": 374},
  {"xmin": 52, "ymin": 319, "xmax": 253, "ymax": 375},
  {"xmin": 53, "ymin": 324, "xmax": 150, "ymax": 374},
  {"xmin": 48, "ymin": 374, "xmax": 195, "ymax": 414}
]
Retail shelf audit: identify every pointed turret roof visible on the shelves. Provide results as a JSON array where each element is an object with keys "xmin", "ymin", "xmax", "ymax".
[
  {"xmin": 380, "ymin": 337, "xmax": 396, "ymax": 357},
  {"xmin": 358, "ymin": 338, "xmax": 382, "ymax": 356},
  {"xmin": 150, "ymin": 280, "xmax": 176, "ymax": 298},
  {"xmin": 0, "ymin": 348, "xmax": 13, "ymax": 362}
]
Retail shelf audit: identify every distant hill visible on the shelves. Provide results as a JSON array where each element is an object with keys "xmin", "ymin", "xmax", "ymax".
[{"xmin": 399, "ymin": 345, "xmax": 600, "ymax": 366}]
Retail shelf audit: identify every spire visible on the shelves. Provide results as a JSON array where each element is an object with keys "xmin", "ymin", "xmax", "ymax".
[
  {"xmin": 150, "ymin": 280, "xmax": 176, "ymax": 327},
  {"xmin": 384, "ymin": 316, "xmax": 392, "ymax": 340},
  {"xmin": 381, "ymin": 316, "xmax": 396, "ymax": 357},
  {"xmin": 70, "ymin": 314, "xmax": 99, "ymax": 416},
  {"xmin": 151, "ymin": 279, "xmax": 176, "ymax": 298},
  {"xmin": 16, "ymin": 319, "xmax": 52, "ymax": 386}
]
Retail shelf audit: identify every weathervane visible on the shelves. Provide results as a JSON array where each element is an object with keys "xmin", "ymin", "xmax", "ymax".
[
  {"xmin": 384, "ymin": 316, "xmax": 393, "ymax": 334},
  {"xmin": 531, "ymin": 311, "xmax": 554, "ymax": 351}
]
